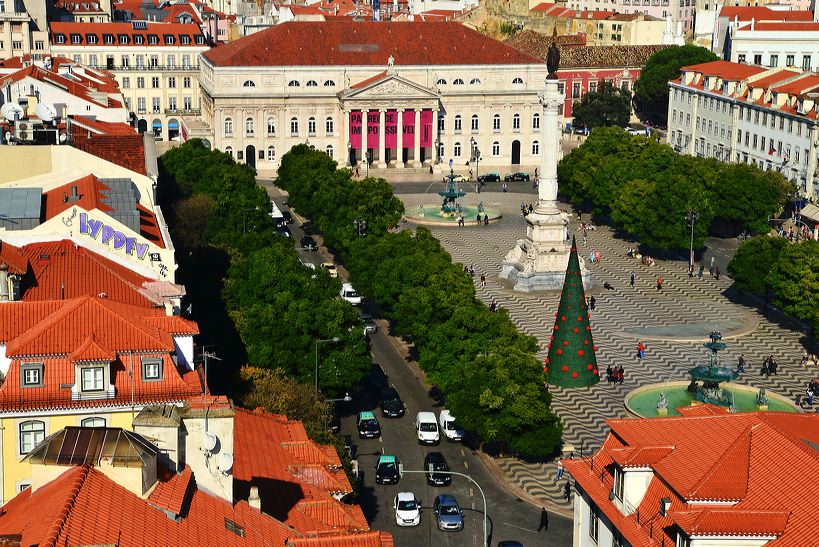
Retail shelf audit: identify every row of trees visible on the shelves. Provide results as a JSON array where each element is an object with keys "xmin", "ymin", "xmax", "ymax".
[
  {"xmin": 276, "ymin": 145, "xmax": 563, "ymax": 458},
  {"xmin": 158, "ymin": 141, "xmax": 371, "ymax": 451},
  {"xmin": 558, "ymin": 126, "xmax": 795, "ymax": 250},
  {"xmin": 728, "ymin": 237, "xmax": 819, "ymax": 334}
]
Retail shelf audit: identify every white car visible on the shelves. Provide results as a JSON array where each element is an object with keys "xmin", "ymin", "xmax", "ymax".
[
  {"xmin": 394, "ymin": 492, "xmax": 421, "ymax": 526},
  {"xmin": 439, "ymin": 409, "xmax": 465, "ymax": 442},
  {"xmin": 340, "ymin": 283, "xmax": 362, "ymax": 305}
]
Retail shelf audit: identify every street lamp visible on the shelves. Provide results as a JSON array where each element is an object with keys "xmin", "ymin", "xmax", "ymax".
[
  {"xmin": 398, "ymin": 468, "xmax": 488, "ymax": 546},
  {"xmin": 353, "ymin": 218, "xmax": 367, "ymax": 236},
  {"xmin": 314, "ymin": 337, "xmax": 341, "ymax": 395},
  {"xmin": 435, "ymin": 139, "xmax": 441, "ymax": 164},
  {"xmin": 686, "ymin": 211, "xmax": 700, "ymax": 276},
  {"xmin": 347, "ymin": 140, "xmax": 352, "ymax": 167},
  {"xmin": 327, "ymin": 393, "xmax": 353, "ymax": 403},
  {"xmin": 470, "ymin": 137, "xmax": 481, "ymax": 184}
]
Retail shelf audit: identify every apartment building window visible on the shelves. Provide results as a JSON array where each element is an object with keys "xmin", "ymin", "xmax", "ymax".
[
  {"xmin": 183, "ymin": 96, "xmax": 192, "ymax": 110},
  {"xmin": 761, "ymin": 136, "xmax": 766, "ymax": 151},
  {"xmin": 182, "ymin": 55, "xmax": 191, "ymax": 68},
  {"xmin": 696, "ymin": 117, "xmax": 700, "ymax": 130},
  {"xmin": 136, "ymin": 55, "xmax": 144, "ymax": 69},
  {"xmin": 589, "ymin": 506, "xmax": 599, "ymax": 542},
  {"xmin": 721, "ymin": 125, "xmax": 725, "ymax": 138},
  {"xmin": 492, "ymin": 141, "xmax": 500, "ymax": 156},
  {"xmin": 454, "ymin": 142, "xmax": 461, "ymax": 157},
  {"xmin": 438, "ymin": 116, "xmax": 445, "ymax": 132},
  {"xmin": 104, "ymin": 34, "xmax": 114, "ymax": 45},
  {"xmin": 753, "ymin": 134, "xmax": 758, "ymax": 148},
  {"xmin": 471, "ymin": 114, "xmax": 479, "ymax": 132},
  {"xmin": 34, "ymin": 40, "xmax": 44, "ymax": 50},
  {"xmin": 754, "ymin": 111, "xmax": 759, "ymax": 124},
  {"xmin": 141, "ymin": 358, "xmax": 163, "ymax": 381},
  {"xmin": 803, "ymin": 55, "xmax": 812, "ymax": 70},
  {"xmin": 532, "ymin": 140, "xmax": 539, "ymax": 155},
  {"xmin": 167, "ymin": 55, "xmax": 175, "ymax": 68},
  {"xmin": 71, "ymin": 34, "xmax": 81, "ymax": 44},
  {"xmin": 325, "ymin": 117, "xmax": 334, "ymax": 135},
  {"xmin": 267, "ymin": 146, "xmax": 276, "ymax": 161},
  {"xmin": 183, "ymin": 77, "xmax": 191, "ymax": 88},
  {"xmin": 744, "ymin": 132, "xmax": 749, "ymax": 146},
  {"xmin": 572, "ymin": 82, "xmax": 581, "ymax": 98},
  {"xmin": 55, "ymin": 34, "xmax": 66, "ymax": 44},
  {"xmin": 168, "ymin": 77, "xmax": 176, "ymax": 88},
  {"xmin": 81, "ymin": 417, "xmax": 106, "ymax": 428},
  {"xmin": 707, "ymin": 120, "xmax": 712, "ymax": 134},
  {"xmin": 788, "ymin": 119, "xmax": 793, "ymax": 133},
  {"xmin": 121, "ymin": 56, "xmax": 129, "ymax": 68},
  {"xmin": 454, "ymin": 115, "xmax": 462, "ymax": 133},
  {"xmin": 151, "ymin": 98, "xmax": 159, "ymax": 113},
  {"xmin": 753, "ymin": 54, "xmax": 762, "ymax": 65},
  {"xmin": 706, "ymin": 143, "xmax": 711, "ymax": 155},
  {"xmin": 589, "ymin": 81, "xmax": 598, "ymax": 93},
  {"xmin": 673, "ymin": 110, "xmax": 677, "ymax": 123},
  {"xmin": 19, "ymin": 421, "xmax": 45, "ymax": 455},
  {"xmin": 308, "ymin": 117, "xmax": 316, "ymax": 136},
  {"xmin": 779, "ymin": 117, "xmax": 785, "ymax": 130},
  {"xmin": 151, "ymin": 77, "xmax": 159, "ymax": 89},
  {"xmin": 737, "ymin": 129, "xmax": 742, "ymax": 144},
  {"xmin": 533, "ymin": 113, "xmax": 540, "ymax": 129},
  {"xmin": 118, "ymin": 34, "xmax": 129, "ymax": 44},
  {"xmin": 246, "ymin": 118, "xmax": 254, "ymax": 136},
  {"xmin": 137, "ymin": 77, "xmax": 145, "ymax": 89},
  {"xmin": 87, "ymin": 34, "xmax": 97, "ymax": 44},
  {"xmin": 225, "ymin": 118, "xmax": 233, "ymax": 136},
  {"xmin": 122, "ymin": 77, "xmax": 130, "ymax": 89},
  {"xmin": 168, "ymin": 97, "xmax": 176, "ymax": 110},
  {"xmin": 21, "ymin": 363, "xmax": 44, "ymax": 387},
  {"xmin": 786, "ymin": 54, "xmax": 795, "ymax": 67},
  {"xmin": 769, "ymin": 54, "xmax": 778, "ymax": 68},
  {"xmin": 290, "ymin": 117, "xmax": 299, "ymax": 136},
  {"xmin": 267, "ymin": 118, "xmax": 276, "ymax": 136},
  {"xmin": 513, "ymin": 113, "xmax": 521, "ymax": 131},
  {"xmin": 81, "ymin": 367, "xmax": 104, "ymax": 392},
  {"xmin": 89, "ymin": 55, "xmax": 97, "ymax": 67},
  {"xmin": 181, "ymin": 35, "xmax": 190, "ymax": 45},
  {"xmin": 493, "ymin": 114, "xmax": 501, "ymax": 132},
  {"xmin": 770, "ymin": 115, "xmax": 775, "ymax": 129},
  {"xmin": 137, "ymin": 97, "xmax": 146, "ymax": 112},
  {"xmin": 797, "ymin": 123, "xmax": 802, "ymax": 136},
  {"xmin": 150, "ymin": 55, "xmax": 159, "ymax": 68},
  {"xmin": 796, "ymin": 146, "xmax": 801, "ymax": 162},
  {"xmin": 148, "ymin": 35, "xmax": 158, "ymax": 45}
]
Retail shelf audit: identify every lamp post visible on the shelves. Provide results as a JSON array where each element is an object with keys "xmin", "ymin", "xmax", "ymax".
[
  {"xmin": 470, "ymin": 137, "xmax": 481, "ymax": 184},
  {"xmin": 314, "ymin": 337, "xmax": 341, "ymax": 395},
  {"xmin": 353, "ymin": 218, "xmax": 367, "ymax": 236},
  {"xmin": 347, "ymin": 140, "xmax": 352, "ymax": 167},
  {"xmin": 398, "ymin": 469, "xmax": 488, "ymax": 546},
  {"xmin": 435, "ymin": 139, "xmax": 441, "ymax": 164},
  {"xmin": 686, "ymin": 211, "xmax": 700, "ymax": 276}
]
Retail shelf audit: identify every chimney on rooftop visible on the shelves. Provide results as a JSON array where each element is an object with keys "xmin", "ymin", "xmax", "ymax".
[
  {"xmin": 69, "ymin": 185, "xmax": 79, "ymax": 202},
  {"xmin": 248, "ymin": 486, "xmax": 261, "ymax": 511}
]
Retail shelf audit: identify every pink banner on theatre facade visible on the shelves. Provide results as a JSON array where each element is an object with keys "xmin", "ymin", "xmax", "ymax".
[
  {"xmin": 402, "ymin": 110, "xmax": 415, "ymax": 147},
  {"xmin": 421, "ymin": 109, "xmax": 433, "ymax": 148},
  {"xmin": 349, "ymin": 111, "xmax": 363, "ymax": 149},
  {"xmin": 366, "ymin": 110, "xmax": 379, "ymax": 149},
  {"xmin": 384, "ymin": 110, "xmax": 398, "ymax": 149}
]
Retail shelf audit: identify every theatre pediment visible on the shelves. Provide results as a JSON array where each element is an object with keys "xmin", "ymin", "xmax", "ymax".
[{"xmin": 342, "ymin": 74, "xmax": 440, "ymax": 101}]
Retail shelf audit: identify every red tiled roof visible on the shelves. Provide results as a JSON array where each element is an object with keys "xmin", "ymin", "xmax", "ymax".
[
  {"xmin": 682, "ymin": 60, "xmax": 766, "ymax": 80},
  {"xmin": 748, "ymin": 69, "xmax": 799, "ymax": 88},
  {"xmin": 203, "ymin": 21, "xmax": 543, "ymax": 67},
  {"xmin": 44, "ymin": 175, "xmax": 111, "ymax": 220},
  {"xmin": 0, "ymin": 65, "xmax": 120, "ymax": 110},
  {"xmin": 148, "ymin": 465, "xmax": 193, "ymax": 517},
  {"xmin": 14, "ymin": 240, "xmax": 157, "ymax": 307},
  {"xmin": 49, "ymin": 22, "xmax": 205, "ymax": 47},
  {"xmin": 566, "ymin": 412, "xmax": 819, "ymax": 546},
  {"xmin": 350, "ymin": 70, "xmax": 387, "ymax": 89},
  {"xmin": 288, "ymin": 532, "xmax": 394, "ymax": 546},
  {"xmin": 772, "ymin": 73, "xmax": 819, "ymax": 95},
  {"xmin": 68, "ymin": 334, "xmax": 116, "ymax": 363},
  {"xmin": 0, "ymin": 300, "xmax": 66, "ymax": 343},
  {"xmin": 69, "ymin": 115, "xmax": 138, "ymax": 136},
  {"xmin": 719, "ymin": 5, "xmax": 813, "ymax": 20},
  {"xmin": 0, "ymin": 239, "xmax": 29, "ymax": 274}
]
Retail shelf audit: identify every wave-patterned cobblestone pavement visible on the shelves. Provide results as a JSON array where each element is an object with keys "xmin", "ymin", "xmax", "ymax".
[{"xmin": 400, "ymin": 191, "xmax": 814, "ymax": 506}]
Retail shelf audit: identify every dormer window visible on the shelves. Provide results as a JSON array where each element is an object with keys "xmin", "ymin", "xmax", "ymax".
[
  {"xmin": 180, "ymin": 34, "xmax": 190, "ymax": 44},
  {"xmin": 86, "ymin": 34, "xmax": 97, "ymax": 44},
  {"xmin": 134, "ymin": 35, "xmax": 144, "ymax": 45},
  {"xmin": 613, "ymin": 467, "xmax": 624, "ymax": 500},
  {"xmin": 103, "ymin": 34, "xmax": 114, "ymax": 44},
  {"xmin": 20, "ymin": 362, "xmax": 44, "ymax": 388},
  {"xmin": 141, "ymin": 357, "xmax": 163, "ymax": 381},
  {"xmin": 81, "ymin": 366, "xmax": 104, "ymax": 392},
  {"xmin": 70, "ymin": 33, "xmax": 82, "ymax": 44},
  {"xmin": 194, "ymin": 35, "xmax": 205, "ymax": 44},
  {"xmin": 148, "ymin": 34, "xmax": 158, "ymax": 45},
  {"xmin": 164, "ymin": 34, "xmax": 175, "ymax": 45},
  {"xmin": 55, "ymin": 34, "xmax": 66, "ymax": 44}
]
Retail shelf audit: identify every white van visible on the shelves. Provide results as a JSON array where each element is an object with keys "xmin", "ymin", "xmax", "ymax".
[
  {"xmin": 340, "ymin": 283, "xmax": 362, "ymax": 305},
  {"xmin": 415, "ymin": 411, "xmax": 440, "ymax": 445},
  {"xmin": 439, "ymin": 410, "xmax": 464, "ymax": 442}
]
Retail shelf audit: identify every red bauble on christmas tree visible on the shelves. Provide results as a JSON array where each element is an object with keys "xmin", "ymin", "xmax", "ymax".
[{"xmin": 543, "ymin": 236, "xmax": 599, "ymax": 388}]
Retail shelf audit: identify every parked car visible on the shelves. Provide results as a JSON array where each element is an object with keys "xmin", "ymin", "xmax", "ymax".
[
  {"xmin": 300, "ymin": 235, "xmax": 318, "ymax": 251},
  {"xmin": 477, "ymin": 172, "xmax": 500, "ymax": 183},
  {"xmin": 281, "ymin": 210, "xmax": 293, "ymax": 224},
  {"xmin": 625, "ymin": 127, "xmax": 642, "ymax": 136},
  {"xmin": 340, "ymin": 283, "xmax": 362, "ymax": 305},
  {"xmin": 393, "ymin": 492, "xmax": 421, "ymax": 527},
  {"xmin": 369, "ymin": 363, "xmax": 389, "ymax": 390},
  {"xmin": 439, "ymin": 410, "xmax": 464, "ymax": 442},
  {"xmin": 379, "ymin": 386, "xmax": 405, "ymax": 418},
  {"xmin": 444, "ymin": 173, "xmax": 468, "ymax": 183},
  {"xmin": 375, "ymin": 455, "xmax": 400, "ymax": 485},
  {"xmin": 433, "ymin": 494, "xmax": 464, "ymax": 531},
  {"xmin": 424, "ymin": 452, "xmax": 452, "ymax": 486},
  {"xmin": 361, "ymin": 312, "xmax": 377, "ymax": 334},
  {"xmin": 321, "ymin": 262, "xmax": 338, "ymax": 278},
  {"xmin": 277, "ymin": 226, "xmax": 292, "ymax": 239},
  {"xmin": 357, "ymin": 410, "xmax": 381, "ymax": 439},
  {"xmin": 504, "ymin": 172, "xmax": 530, "ymax": 182},
  {"xmin": 415, "ymin": 411, "xmax": 440, "ymax": 445}
]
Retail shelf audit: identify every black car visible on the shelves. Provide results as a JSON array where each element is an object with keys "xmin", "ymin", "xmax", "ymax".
[
  {"xmin": 370, "ymin": 363, "xmax": 389, "ymax": 390},
  {"xmin": 281, "ymin": 210, "xmax": 293, "ymax": 224},
  {"xmin": 424, "ymin": 452, "xmax": 452, "ymax": 486},
  {"xmin": 375, "ymin": 455, "xmax": 400, "ymax": 485},
  {"xmin": 477, "ymin": 173, "xmax": 501, "ymax": 183},
  {"xmin": 379, "ymin": 387, "xmax": 405, "ymax": 418},
  {"xmin": 277, "ymin": 227, "xmax": 291, "ymax": 239},
  {"xmin": 357, "ymin": 411, "xmax": 381, "ymax": 439},
  {"xmin": 504, "ymin": 172, "xmax": 530, "ymax": 182},
  {"xmin": 300, "ymin": 235, "xmax": 318, "ymax": 251}
]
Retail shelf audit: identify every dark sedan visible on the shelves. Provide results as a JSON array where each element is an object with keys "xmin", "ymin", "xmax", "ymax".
[
  {"xmin": 477, "ymin": 173, "xmax": 501, "ymax": 183},
  {"xmin": 424, "ymin": 452, "xmax": 452, "ymax": 486},
  {"xmin": 379, "ymin": 386, "xmax": 405, "ymax": 418},
  {"xmin": 504, "ymin": 172, "xmax": 530, "ymax": 182}
]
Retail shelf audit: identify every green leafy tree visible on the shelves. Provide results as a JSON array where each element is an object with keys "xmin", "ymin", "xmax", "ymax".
[
  {"xmin": 727, "ymin": 236, "xmax": 788, "ymax": 297},
  {"xmin": 766, "ymin": 240, "xmax": 819, "ymax": 334},
  {"xmin": 171, "ymin": 193, "xmax": 214, "ymax": 250},
  {"xmin": 571, "ymin": 82, "xmax": 632, "ymax": 129},
  {"xmin": 633, "ymin": 45, "xmax": 718, "ymax": 125}
]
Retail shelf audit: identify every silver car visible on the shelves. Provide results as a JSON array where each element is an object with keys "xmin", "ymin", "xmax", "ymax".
[{"xmin": 433, "ymin": 494, "xmax": 464, "ymax": 531}]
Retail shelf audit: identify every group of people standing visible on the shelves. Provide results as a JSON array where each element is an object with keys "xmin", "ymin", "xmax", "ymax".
[{"xmin": 606, "ymin": 365, "xmax": 625, "ymax": 385}]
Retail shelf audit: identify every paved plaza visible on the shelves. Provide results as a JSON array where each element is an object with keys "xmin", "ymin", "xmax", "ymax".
[{"xmin": 398, "ymin": 190, "xmax": 816, "ymax": 507}]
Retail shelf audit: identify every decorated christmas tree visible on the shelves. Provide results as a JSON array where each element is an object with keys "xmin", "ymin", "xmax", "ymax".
[{"xmin": 543, "ymin": 236, "xmax": 599, "ymax": 388}]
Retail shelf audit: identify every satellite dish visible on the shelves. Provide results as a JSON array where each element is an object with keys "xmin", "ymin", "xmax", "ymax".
[
  {"xmin": 59, "ymin": 133, "xmax": 67, "ymax": 143},
  {"xmin": 1, "ymin": 103, "xmax": 24, "ymax": 122},
  {"xmin": 35, "ymin": 103, "xmax": 57, "ymax": 122},
  {"xmin": 218, "ymin": 452, "xmax": 234, "ymax": 474},
  {"xmin": 203, "ymin": 432, "xmax": 218, "ymax": 453}
]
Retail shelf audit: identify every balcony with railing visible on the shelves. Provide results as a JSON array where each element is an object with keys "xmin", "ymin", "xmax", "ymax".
[
  {"xmin": 115, "ymin": 65, "xmax": 199, "ymax": 72},
  {"xmin": 164, "ymin": 108, "xmax": 201, "ymax": 116}
]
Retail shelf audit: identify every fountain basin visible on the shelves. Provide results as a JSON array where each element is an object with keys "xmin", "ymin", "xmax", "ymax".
[
  {"xmin": 405, "ymin": 204, "xmax": 502, "ymax": 226},
  {"xmin": 625, "ymin": 381, "xmax": 800, "ymax": 418}
]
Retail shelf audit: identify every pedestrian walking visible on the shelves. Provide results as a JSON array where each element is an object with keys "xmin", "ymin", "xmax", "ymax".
[
  {"xmin": 556, "ymin": 459, "xmax": 565, "ymax": 481},
  {"xmin": 503, "ymin": 182, "xmax": 508, "ymax": 192},
  {"xmin": 538, "ymin": 507, "xmax": 549, "ymax": 531},
  {"xmin": 534, "ymin": 167, "xmax": 538, "ymax": 179},
  {"xmin": 483, "ymin": 214, "xmax": 489, "ymax": 225},
  {"xmin": 697, "ymin": 264, "xmax": 704, "ymax": 279},
  {"xmin": 589, "ymin": 296, "xmax": 596, "ymax": 311},
  {"xmin": 476, "ymin": 213, "xmax": 481, "ymax": 226},
  {"xmin": 656, "ymin": 276, "xmax": 664, "ymax": 291},
  {"xmin": 629, "ymin": 271, "xmax": 635, "ymax": 288},
  {"xmin": 606, "ymin": 365, "xmax": 613, "ymax": 385},
  {"xmin": 563, "ymin": 481, "xmax": 572, "ymax": 501},
  {"xmin": 480, "ymin": 274, "xmax": 486, "ymax": 288},
  {"xmin": 468, "ymin": 168, "xmax": 473, "ymax": 180},
  {"xmin": 715, "ymin": 266, "xmax": 721, "ymax": 281},
  {"xmin": 637, "ymin": 341, "xmax": 646, "ymax": 360},
  {"xmin": 709, "ymin": 256, "xmax": 715, "ymax": 276},
  {"xmin": 737, "ymin": 355, "xmax": 746, "ymax": 374},
  {"xmin": 617, "ymin": 365, "xmax": 625, "ymax": 385}
]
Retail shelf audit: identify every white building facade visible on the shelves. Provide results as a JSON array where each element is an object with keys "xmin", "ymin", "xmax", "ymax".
[
  {"xmin": 668, "ymin": 60, "xmax": 819, "ymax": 199},
  {"xmin": 49, "ymin": 21, "xmax": 209, "ymax": 141},
  {"xmin": 200, "ymin": 21, "xmax": 549, "ymax": 171}
]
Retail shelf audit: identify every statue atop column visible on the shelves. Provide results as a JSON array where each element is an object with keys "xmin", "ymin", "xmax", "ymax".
[{"xmin": 546, "ymin": 30, "xmax": 560, "ymax": 79}]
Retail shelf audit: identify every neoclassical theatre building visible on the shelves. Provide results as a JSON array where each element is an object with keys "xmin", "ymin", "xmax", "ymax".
[{"xmin": 199, "ymin": 21, "xmax": 549, "ymax": 170}]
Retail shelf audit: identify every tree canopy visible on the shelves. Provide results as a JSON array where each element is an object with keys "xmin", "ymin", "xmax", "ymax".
[
  {"xmin": 572, "ymin": 81, "xmax": 632, "ymax": 130},
  {"xmin": 633, "ymin": 45, "xmax": 718, "ymax": 125},
  {"xmin": 766, "ymin": 240, "xmax": 819, "ymax": 334},
  {"xmin": 727, "ymin": 236, "xmax": 788, "ymax": 295}
]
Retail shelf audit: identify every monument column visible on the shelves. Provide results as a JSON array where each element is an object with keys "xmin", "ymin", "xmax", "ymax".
[
  {"xmin": 359, "ymin": 108, "xmax": 367, "ymax": 168},
  {"xmin": 412, "ymin": 108, "xmax": 421, "ymax": 167},
  {"xmin": 377, "ymin": 108, "xmax": 387, "ymax": 168},
  {"xmin": 395, "ymin": 108, "xmax": 404, "ymax": 169},
  {"xmin": 536, "ymin": 78, "xmax": 562, "ymax": 215}
]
